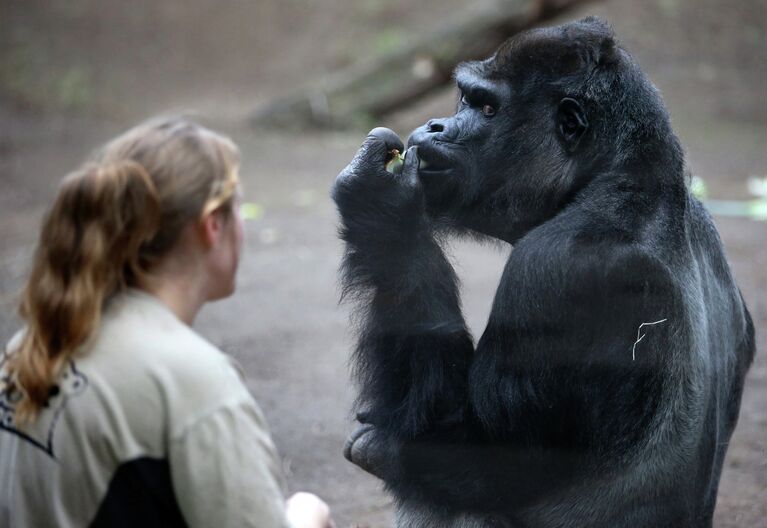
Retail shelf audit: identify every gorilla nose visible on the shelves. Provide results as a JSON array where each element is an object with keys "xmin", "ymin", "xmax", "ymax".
[
  {"xmin": 427, "ymin": 119, "xmax": 445, "ymax": 133},
  {"xmin": 424, "ymin": 118, "xmax": 457, "ymax": 142},
  {"xmin": 407, "ymin": 117, "xmax": 457, "ymax": 148}
]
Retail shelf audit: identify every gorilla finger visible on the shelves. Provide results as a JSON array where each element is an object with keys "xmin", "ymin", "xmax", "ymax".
[
  {"xmin": 332, "ymin": 166, "xmax": 356, "ymax": 193},
  {"xmin": 401, "ymin": 146, "xmax": 420, "ymax": 186},
  {"xmin": 368, "ymin": 127, "xmax": 405, "ymax": 154},
  {"xmin": 348, "ymin": 431, "xmax": 382, "ymax": 474},
  {"xmin": 343, "ymin": 435, "xmax": 353, "ymax": 463},
  {"xmin": 343, "ymin": 423, "xmax": 375, "ymax": 462},
  {"xmin": 350, "ymin": 135, "xmax": 390, "ymax": 170}
]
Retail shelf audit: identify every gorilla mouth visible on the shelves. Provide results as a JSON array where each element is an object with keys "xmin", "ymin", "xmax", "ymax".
[{"xmin": 413, "ymin": 143, "xmax": 456, "ymax": 177}]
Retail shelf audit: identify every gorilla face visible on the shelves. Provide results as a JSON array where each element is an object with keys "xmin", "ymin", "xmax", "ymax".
[
  {"xmin": 408, "ymin": 66, "xmax": 515, "ymax": 208},
  {"xmin": 407, "ymin": 18, "xmax": 629, "ymax": 243}
]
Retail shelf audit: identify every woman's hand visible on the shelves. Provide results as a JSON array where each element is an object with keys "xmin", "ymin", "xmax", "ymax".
[{"xmin": 285, "ymin": 492, "xmax": 335, "ymax": 528}]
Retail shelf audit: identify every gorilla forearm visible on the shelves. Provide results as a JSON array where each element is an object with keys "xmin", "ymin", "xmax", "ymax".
[
  {"xmin": 341, "ymin": 230, "xmax": 474, "ymax": 437},
  {"xmin": 334, "ymin": 138, "xmax": 475, "ymax": 438}
]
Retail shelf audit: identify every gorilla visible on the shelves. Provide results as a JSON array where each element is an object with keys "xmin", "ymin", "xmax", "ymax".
[{"xmin": 331, "ymin": 17, "xmax": 754, "ymax": 528}]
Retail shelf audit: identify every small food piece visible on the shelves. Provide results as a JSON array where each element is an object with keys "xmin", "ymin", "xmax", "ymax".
[{"xmin": 385, "ymin": 149, "xmax": 405, "ymax": 174}]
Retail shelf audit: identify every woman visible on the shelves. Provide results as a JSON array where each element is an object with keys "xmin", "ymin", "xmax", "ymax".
[{"xmin": 0, "ymin": 117, "xmax": 333, "ymax": 528}]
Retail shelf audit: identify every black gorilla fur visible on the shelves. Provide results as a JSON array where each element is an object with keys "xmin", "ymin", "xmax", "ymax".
[{"xmin": 332, "ymin": 17, "xmax": 754, "ymax": 528}]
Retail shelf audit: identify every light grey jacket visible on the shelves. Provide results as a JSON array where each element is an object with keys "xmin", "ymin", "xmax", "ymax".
[{"xmin": 0, "ymin": 289, "xmax": 290, "ymax": 528}]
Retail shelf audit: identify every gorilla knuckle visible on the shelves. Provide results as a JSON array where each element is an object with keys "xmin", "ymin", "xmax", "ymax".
[{"xmin": 331, "ymin": 169, "xmax": 355, "ymax": 199}]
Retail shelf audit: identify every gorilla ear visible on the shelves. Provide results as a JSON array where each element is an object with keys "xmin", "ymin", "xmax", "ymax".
[{"xmin": 557, "ymin": 98, "xmax": 588, "ymax": 152}]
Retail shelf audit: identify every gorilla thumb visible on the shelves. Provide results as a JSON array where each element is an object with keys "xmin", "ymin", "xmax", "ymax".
[{"xmin": 402, "ymin": 146, "xmax": 420, "ymax": 187}]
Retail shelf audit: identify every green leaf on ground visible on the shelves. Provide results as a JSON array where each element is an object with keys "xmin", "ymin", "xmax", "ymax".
[{"xmin": 240, "ymin": 202, "xmax": 265, "ymax": 221}]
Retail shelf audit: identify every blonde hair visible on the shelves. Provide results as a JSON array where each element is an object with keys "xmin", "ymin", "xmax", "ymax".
[{"xmin": 3, "ymin": 117, "xmax": 240, "ymax": 423}]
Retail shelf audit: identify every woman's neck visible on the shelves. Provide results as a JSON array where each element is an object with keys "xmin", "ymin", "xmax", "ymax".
[{"xmin": 140, "ymin": 270, "xmax": 208, "ymax": 326}]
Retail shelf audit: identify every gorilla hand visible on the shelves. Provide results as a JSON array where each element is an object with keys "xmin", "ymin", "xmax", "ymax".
[
  {"xmin": 332, "ymin": 131, "xmax": 424, "ymax": 242},
  {"xmin": 343, "ymin": 422, "xmax": 398, "ymax": 481}
]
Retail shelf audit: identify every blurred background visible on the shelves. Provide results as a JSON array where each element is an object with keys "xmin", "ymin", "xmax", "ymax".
[{"xmin": 1, "ymin": 0, "xmax": 765, "ymax": 526}]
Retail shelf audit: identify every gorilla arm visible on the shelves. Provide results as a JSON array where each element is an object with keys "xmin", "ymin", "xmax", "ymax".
[
  {"xmin": 373, "ymin": 226, "xmax": 683, "ymax": 515},
  {"xmin": 332, "ymin": 135, "xmax": 475, "ymax": 442}
]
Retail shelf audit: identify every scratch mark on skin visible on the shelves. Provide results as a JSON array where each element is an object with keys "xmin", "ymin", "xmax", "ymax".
[{"xmin": 632, "ymin": 319, "xmax": 668, "ymax": 361}]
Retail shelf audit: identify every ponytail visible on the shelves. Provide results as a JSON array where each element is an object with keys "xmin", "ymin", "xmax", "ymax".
[
  {"xmin": 3, "ymin": 117, "xmax": 239, "ymax": 424},
  {"xmin": 6, "ymin": 160, "xmax": 160, "ymax": 423}
]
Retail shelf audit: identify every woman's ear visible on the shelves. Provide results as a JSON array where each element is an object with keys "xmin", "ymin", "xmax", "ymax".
[{"xmin": 199, "ymin": 210, "xmax": 225, "ymax": 249}]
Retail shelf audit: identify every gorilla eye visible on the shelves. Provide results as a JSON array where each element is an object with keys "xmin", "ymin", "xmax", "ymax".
[
  {"xmin": 482, "ymin": 104, "xmax": 496, "ymax": 117},
  {"xmin": 461, "ymin": 93, "xmax": 470, "ymax": 106}
]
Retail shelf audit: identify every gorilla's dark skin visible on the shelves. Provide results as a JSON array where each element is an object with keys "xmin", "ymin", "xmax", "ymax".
[{"xmin": 332, "ymin": 17, "xmax": 754, "ymax": 528}]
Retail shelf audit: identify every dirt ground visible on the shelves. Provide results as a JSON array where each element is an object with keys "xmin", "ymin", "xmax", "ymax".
[{"xmin": 0, "ymin": 0, "xmax": 765, "ymax": 526}]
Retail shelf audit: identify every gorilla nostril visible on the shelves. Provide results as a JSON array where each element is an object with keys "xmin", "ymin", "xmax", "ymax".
[{"xmin": 427, "ymin": 120, "xmax": 444, "ymax": 133}]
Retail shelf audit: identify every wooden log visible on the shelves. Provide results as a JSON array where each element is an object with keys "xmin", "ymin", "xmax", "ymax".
[{"xmin": 251, "ymin": 0, "xmax": 595, "ymax": 129}]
